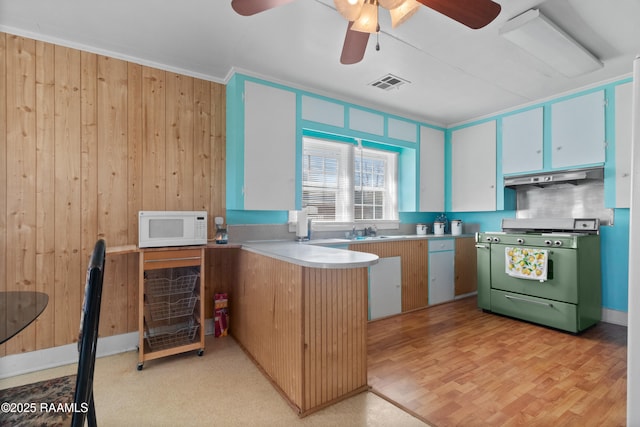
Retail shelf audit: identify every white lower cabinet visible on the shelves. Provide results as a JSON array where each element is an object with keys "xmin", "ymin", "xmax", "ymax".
[
  {"xmin": 368, "ymin": 256, "xmax": 402, "ymax": 320},
  {"xmin": 429, "ymin": 239, "xmax": 455, "ymax": 305}
]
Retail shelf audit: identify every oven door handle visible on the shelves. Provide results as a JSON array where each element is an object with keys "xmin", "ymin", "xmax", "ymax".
[
  {"xmin": 504, "ymin": 294, "xmax": 553, "ymax": 308},
  {"xmin": 475, "ymin": 244, "xmax": 489, "ymax": 249}
]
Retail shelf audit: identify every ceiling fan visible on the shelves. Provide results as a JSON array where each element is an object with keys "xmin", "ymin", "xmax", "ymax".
[{"xmin": 231, "ymin": 0, "xmax": 502, "ymax": 64}]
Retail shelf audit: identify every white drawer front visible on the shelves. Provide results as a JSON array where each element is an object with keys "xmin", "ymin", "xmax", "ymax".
[{"xmin": 428, "ymin": 238, "xmax": 455, "ymax": 252}]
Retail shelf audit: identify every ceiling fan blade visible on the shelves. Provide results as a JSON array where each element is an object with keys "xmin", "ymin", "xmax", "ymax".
[
  {"xmin": 417, "ymin": 0, "xmax": 501, "ymax": 29},
  {"xmin": 231, "ymin": 0, "xmax": 296, "ymax": 16},
  {"xmin": 340, "ymin": 22, "xmax": 370, "ymax": 65}
]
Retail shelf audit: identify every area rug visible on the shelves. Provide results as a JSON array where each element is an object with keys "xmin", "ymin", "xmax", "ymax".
[{"xmin": 0, "ymin": 374, "xmax": 76, "ymax": 427}]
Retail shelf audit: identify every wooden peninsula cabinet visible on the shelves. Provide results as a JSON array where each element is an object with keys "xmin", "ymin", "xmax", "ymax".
[
  {"xmin": 231, "ymin": 242, "xmax": 377, "ymax": 417},
  {"xmin": 137, "ymin": 247, "xmax": 206, "ymax": 370}
]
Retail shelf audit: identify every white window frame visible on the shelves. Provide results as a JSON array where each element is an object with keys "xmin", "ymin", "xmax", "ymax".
[{"xmin": 291, "ymin": 136, "xmax": 399, "ymax": 231}]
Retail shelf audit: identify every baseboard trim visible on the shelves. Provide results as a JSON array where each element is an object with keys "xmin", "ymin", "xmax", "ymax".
[
  {"xmin": 602, "ymin": 307, "xmax": 628, "ymax": 326},
  {"xmin": 1, "ymin": 317, "xmax": 216, "ymax": 380}
]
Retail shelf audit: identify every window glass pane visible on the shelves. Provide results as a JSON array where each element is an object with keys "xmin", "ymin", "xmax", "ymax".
[{"xmin": 302, "ymin": 136, "xmax": 397, "ymax": 224}]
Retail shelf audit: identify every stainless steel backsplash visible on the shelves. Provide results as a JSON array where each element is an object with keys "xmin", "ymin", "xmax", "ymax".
[{"xmin": 515, "ymin": 180, "xmax": 614, "ymax": 225}]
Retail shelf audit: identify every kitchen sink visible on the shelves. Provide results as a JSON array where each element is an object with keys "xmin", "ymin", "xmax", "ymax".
[{"xmin": 352, "ymin": 235, "xmax": 410, "ymax": 241}]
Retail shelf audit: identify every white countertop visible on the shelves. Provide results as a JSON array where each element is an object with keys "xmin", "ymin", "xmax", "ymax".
[
  {"xmin": 240, "ymin": 234, "xmax": 474, "ymax": 269},
  {"xmin": 241, "ymin": 240, "xmax": 378, "ymax": 269}
]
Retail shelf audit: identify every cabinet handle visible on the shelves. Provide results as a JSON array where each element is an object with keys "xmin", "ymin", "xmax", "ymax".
[
  {"xmin": 504, "ymin": 294, "xmax": 553, "ymax": 308},
  {"xmin": 475, "ymin": 244, "xmax": 489, "ymax": 249}
]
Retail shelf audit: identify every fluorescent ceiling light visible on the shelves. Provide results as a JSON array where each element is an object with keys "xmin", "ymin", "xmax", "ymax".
[{"xmin": 500, "ymin": 9, "xmax": 603, "ymax": 78}]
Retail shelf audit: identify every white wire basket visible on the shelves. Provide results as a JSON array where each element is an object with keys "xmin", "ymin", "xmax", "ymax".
[
  {"xmin": 145, "ymin": 268, "xmax": 199, "ymax": 297},
  {"xmin": 145, "ymin": 317, "xmax": 199, "ymax": 351},
  {"xmin": 145, "ymin": 294, "xmax": 199, "ymax": 321}
]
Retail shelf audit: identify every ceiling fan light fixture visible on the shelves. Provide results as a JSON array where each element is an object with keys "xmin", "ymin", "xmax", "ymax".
[
  {"xmin": 334, "ymin": 0, "xmax": 365, "ymax": 22},
  {"xmin": 378, "ymin": 0, "xmax": 404, "ymax": 9},
  {"xmin": 351, "ymin": 0, "xmax": 379, "ymax": 33},
  {"xmin": 389, "ymin": 0, "xmax": 420, "ymax": 28}
]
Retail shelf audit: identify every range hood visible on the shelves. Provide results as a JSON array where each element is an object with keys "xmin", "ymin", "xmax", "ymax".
[{"xmin": 504, "ymin": 167, "xmax": 604, "ymax": 188}]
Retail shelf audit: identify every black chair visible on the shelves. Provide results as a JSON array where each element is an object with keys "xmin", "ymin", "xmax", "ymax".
[{"xmin": 0, "ymin": 239, "xmax": 106, "ymax": 427}]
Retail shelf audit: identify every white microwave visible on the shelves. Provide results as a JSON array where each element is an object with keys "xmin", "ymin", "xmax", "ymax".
[{"xmin": 138, "ymin": 211, "xmax": 208, "ymax": 248}]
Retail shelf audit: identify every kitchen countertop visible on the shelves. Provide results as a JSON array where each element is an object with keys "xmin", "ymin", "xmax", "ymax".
[
  {"xmin": 241, "ymin": 240, "xmax": 379, "ymax": 269},
  {"xmin": 327, "ymin": 233, "xmax": 475, "ymax": 245},
  {"xmin": 105, "ymin": 234, "xmax": 474, "ymax": 267},
  {"xmin": 241, "ymin": 234, "xmax": 475, "ymax": 269}
]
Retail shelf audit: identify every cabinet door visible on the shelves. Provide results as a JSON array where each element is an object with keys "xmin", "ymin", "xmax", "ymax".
[
  {"xmin": 502, "ymin": 108, "xmax": 543, "ymax": 174},
  {"xmin": 369, "ymin": 256, "xmax": 402, "ymax": 320},
  {"xmin": 454, "ymin": 237, "xmax": 477, "ymax": 296},
  {"xmin": 451, "ymin": 120, "xmax": 497, "ymax": 212},
  {"xmin": 244, "ymin": 81, "xmax": 296, "ymax": 210},
  {"xmin": 476, "ymin": 241, "xmax": 491, "ymax": 310},
  {"xmin": 615, "ymin": 82, "xmax": 632, "ymax": 208},
  {"xmin": 551, "ymin": 90, "xmax": 605, "ymax": 169},
  {"xmin": 419, "ymin": 126, "xmax": 445, "ymax": 211},
  {"xmin": 429, "ymin": 250, "xmax": 455, "ymax": 305}
]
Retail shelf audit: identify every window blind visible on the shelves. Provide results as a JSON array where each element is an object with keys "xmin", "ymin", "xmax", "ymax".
[{"xmin": 302, "ymin": 136, "xmax": 398, "ymax": 223}]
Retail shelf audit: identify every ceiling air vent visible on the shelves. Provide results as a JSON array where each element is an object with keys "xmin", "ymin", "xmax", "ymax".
[{"xmin": 369, "ymin": 74, "xmax": 410, "ymax": 91}]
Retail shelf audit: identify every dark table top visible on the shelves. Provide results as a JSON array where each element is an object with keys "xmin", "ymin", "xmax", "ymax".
[{"xmin": 0, "ymin": 291, "xmax": 49, "ymax": 345}]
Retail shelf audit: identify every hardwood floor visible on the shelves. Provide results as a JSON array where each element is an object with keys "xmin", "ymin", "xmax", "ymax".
[{"xmin": 367, "ymin": 297, "xmax": 627, "ymax": 427}]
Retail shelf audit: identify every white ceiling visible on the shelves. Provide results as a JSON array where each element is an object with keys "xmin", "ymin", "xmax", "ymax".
[{"xmin": 1, "ymin": 0, "xmax": 639, "ymax": 126}]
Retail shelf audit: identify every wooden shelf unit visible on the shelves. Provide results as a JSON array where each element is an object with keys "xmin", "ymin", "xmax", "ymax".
[{"xmin": 137, "ymin": 247, "xmax": 205, "ymax": 370}]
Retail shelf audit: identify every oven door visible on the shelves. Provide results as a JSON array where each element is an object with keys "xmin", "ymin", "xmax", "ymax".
[{"xmin": 489, "ymin": 244, "xmax": 578, "ymax": 304}]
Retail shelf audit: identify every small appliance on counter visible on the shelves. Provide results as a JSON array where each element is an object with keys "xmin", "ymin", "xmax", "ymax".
[
  {"xmin": 416, "ymin": 224, "xmax": 428, "ymax": 235},
  {"xmin": 295, "ymin": 206, "xmax": 317, "ymax": 241},
  {"xmin": 451, "ymin": 220, "xmax": 462, "ymax": 236},
  {"xmin": 214, "ymin": 216, "xmax": 228, "ymax": 244},
  {"xmin": 138, "ymin": 210, "xmax": 207, "ymax": 248}
]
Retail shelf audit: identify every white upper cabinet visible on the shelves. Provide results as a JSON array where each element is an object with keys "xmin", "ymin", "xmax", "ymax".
[
  {"xmin": 244, "ymin": 81, "xmax": 296, "ymax": 210},
  {"xmin": 419, "ymin": 126, "xmax": 445, "ymax": 212},
  {"xmin": 551, "ymin": 90, "xmax": 605, "ymax": 169},
  {"xmin": 349, "ymin": 108, "xmax": 384, "ymax": 135},
  {"xmin": 388, "ymin": 118, "xmax": 417, "ymax": 143},
  {"xmin": 502, "ymin": 107, "xmax": 543, "ymax": 174},
  {"xmin": 451, "ymin": 120, "xmax": 497, "ymax": 212},
  {"xmin": 301, "ymin": 96, "xmax": 345, "ymax": 127},
  {"xmin": 615, "ymin": 82, "xmax": 632, "ymax": 208}
]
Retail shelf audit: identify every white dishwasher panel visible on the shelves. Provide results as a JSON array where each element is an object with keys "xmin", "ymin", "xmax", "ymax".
[{"xmin": 369, "ymin": 256, "xmax": 402, "ymax": 320}]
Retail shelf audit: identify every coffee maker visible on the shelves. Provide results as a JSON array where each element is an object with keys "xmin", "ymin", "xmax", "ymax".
[{"xmin": 214, "ymin": 216, "xmax": 228, "ymax": 244}]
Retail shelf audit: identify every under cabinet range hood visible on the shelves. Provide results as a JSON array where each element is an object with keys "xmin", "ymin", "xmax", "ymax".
[{"xmin": 504, "ymin": 167, "xmax": 604, "ymax": 188}]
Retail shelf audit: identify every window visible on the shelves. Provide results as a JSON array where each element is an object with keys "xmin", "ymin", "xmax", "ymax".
[{"xmin": 302, "ymin": 136, "xmax": 398, "ymax": 224}]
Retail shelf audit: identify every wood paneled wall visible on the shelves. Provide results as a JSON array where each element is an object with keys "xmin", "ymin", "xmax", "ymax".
[
  {"xmin": 0, "ymin": 32, "xmax": 227, "ymax": 357},
  {"xmin": 349, "ymin": 240, "xmax": 430, "ymax": 311}
]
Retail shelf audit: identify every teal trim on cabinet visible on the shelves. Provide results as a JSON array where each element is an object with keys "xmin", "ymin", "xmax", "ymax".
[
  {"xmin": 444, "ymin": 129, "xmax": 452, "ymax": 212},
  {"xmin": 604, "ymin": 84, "xmax": 618, "ymax": 208},
  {"xmin": 399, "ymin": 147, "xmax": 416, "ymax": 212},
  {"xmin": 495, "ymin": 118, "xmax": 504, "ymax": 210},
  {"xmin": 227, "ymin": 209, "xmax": 289, "ymax": 224},
  {"xmin": 226, "ymin": 74, "xmax": 245, "ymax": 210},
  {"xmin": 543, "ymin": 103, "xmax": 553, "ymax": 170},
  {"xmin": 295, "ymin": 93, "xmax": 304, "ymax": 210},
  {"xmin": 600, "ymin": 208, "xmax": 630, "ymax": 312}
]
